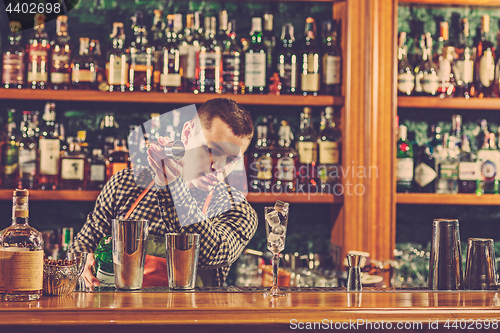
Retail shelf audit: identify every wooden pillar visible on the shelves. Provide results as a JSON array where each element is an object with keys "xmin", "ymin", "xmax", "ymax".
[{"xmin": 332, "ymin": 0, "xmax": 396, "ymax": 262}]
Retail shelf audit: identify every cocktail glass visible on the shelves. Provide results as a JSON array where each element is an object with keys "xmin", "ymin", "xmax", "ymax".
[{"xmin": 263, "ymin": 201, "xmax": 289, "ymax": 297}]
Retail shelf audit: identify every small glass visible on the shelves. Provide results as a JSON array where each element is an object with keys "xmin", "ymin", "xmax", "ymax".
[{"xmin": 263, "ymin": 202, "xmax": 290, "ymax": 297}]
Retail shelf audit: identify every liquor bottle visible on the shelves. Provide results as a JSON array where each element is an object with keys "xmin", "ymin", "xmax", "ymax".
[
  {"xmin": 159, "ymin": 16, "xmax": 182, "ymax": 93},
  {"xmin": 273, "ymin": 120, "xmax": 297, "ymax": 193},
  {"xmin": 414, "ymin": 33, "xmax": 439, "ymax": 96},
  {"xmin": 18, "ymin": 111, "xmax": 37, "ymax": 189},
  {"xmin": 98, "ymin": 112, "xmax": 120, "ymax": 155},
  {"xmin": 322, "ymin": 20, "xmax": 342, "ymax": 96},
  {"xmin": 263, "ymin": 13, "xmax": 276, "ymax": 87},
  {"xmin": 91, "ymin": 235, "xmax": 114, "ymax": 287},
  {"xmin": 276, "ymin": 23, "xmax": 298, "ymax": 94},
  {"xmin": 195, "ymin": 16, "xmax": 222, "ymax": 93},
  {"xmin": 222, "ymin": 19, "xmax": 242, "ymax": 94},
  {"xmin": 37, "ymin": 103, "xmax": 60, "ymax": 190},
  {"xmin": 433, "ymin": 22, "xmax": 449, "ymax": 63},
  {"xmin": 26, "ymin": 14, "xmax": 50, "ymax": 89},
  {"xmin": 2, "ymin": 21, "xmax": 25, "ymax": 89},
  {"xmin": 1, "ymin": 109, "xmax": 19, "ymax": 189},
  {"xmin": 301, "ymin": 17, "xmax": 321, "ymax": 96},
  {"xmin": 436, "ymin": 133, "xmax": 459, "ymax": 194},
  {"xmin": 107, "ymin": 22, "xmax": 129, "ymax": 92},
  {"xmin": 458, "ymin": 135, "xmax": 478, "ymax": 194},
  {"xmin": 129, "ymin": 12, "xmax": 154, "ymax": 92},
  {"xmin": 428, "ymin": 124, "xmax": 442, "ymax": 154},
  {"xmin": 475, "ymin": 119, "xmax": 490, "ymax": 153},
  {"xmin": 248, "ymin": 117, "xmax": 273, "ymax": 192},
  {"xmin": 297, "ymin": 107, "xmax": 319, "ymax": 191},
  {"xmin": 414, "ymin": 145, "xmax": 436, "ymax": 193},
  {"xmin": 396, "ymin": 125, "xmax": 413, "ymax": 193},
  {"xmin": 455, "ymin": 18, "xmax": 474, "ymax": 98},
  {"xmin": 184, "ymin": 12, "xmax": 203, "ymax": 92},
  {"xmin": 59, "ymin": 137, "xmax": 87, "ymax": 190},
  {"xmin": 50, "ymin": 15, "xmax": 71, "ymax": 90},
  {"xmin": 151, "ymin": 9, "xmax": 165, "ymax": 90},
  {"xmin": 106, "ymin": 138, "xmax": 131, "ymax": 180},
  {"xmin": 87, "ymin": 149, "xmax": 107, "ymax": 190},
  {"xmin": 436, "ymin": 22, "xmax": 457, "ymax": 97},
  {"xmin": 317, "ymin": 106, "xmax": 341, "ymax": 193},
  {"xmin": 477, "ymin": 133, "xmax": 500, "ymax": 195},
  {"xmin": 0, "ymin": 189, "xmax": 44, "ymax": 301},
  {"xmin": 448, "ymin": 114, "xmax": 463, "ymax": 150},
  {"xmin": 90, "ymin": 39, "xmax": 105, "ymax": 89},
  {"xmin": 71, "ymin": 37, "xmax": 97, "ymax": 90},
  {"xmin": 245, "ymin": 17, "xmax": 267, "ymax": 94},
  {"xmin": 475, "ymin": 15, "xmax": 496, "ymax": 98},
  {"xmin": 57, "ymin": 227, "xmax": 73, "ymax": 260},
  {"xmin": 397, "ymin": 32, "xmax": 414, "ymax": 96}
]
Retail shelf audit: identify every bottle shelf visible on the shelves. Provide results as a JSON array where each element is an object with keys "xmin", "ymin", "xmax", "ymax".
[
  {"xmin": 0, "ymin": 189, "xmax": 343, "ymax": 204},
  {"xmin": 397, "ymin": 193, "xmax": 500, "ymax": 205},
  {"xmin": 0, "ymin": 89, "xmax": 343, "ymax": 107},
  {"xmin": 398, "ymin": 0, "xmax": 499, "ymax": 6},
  {"xmin": 398, "ymin": 97, "xmax": 500, "ymax": 110}
]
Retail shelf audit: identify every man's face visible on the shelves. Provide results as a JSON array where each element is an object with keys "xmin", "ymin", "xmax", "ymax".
[{"xmin": 181, "ymin": 117, "xmax": 251, "ymax": 192}]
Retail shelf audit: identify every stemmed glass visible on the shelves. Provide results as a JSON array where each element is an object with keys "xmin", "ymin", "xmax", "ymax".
[{"xmin": 263, "ymin": 201, "xmax": 289, "ymax": 297}]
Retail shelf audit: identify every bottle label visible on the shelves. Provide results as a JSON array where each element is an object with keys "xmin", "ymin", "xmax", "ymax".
[
  {"xmin": 95, "ymin": 267, "xmax": 115, "ymax": 287},
  {"xmin": 479, "ymin": 50, "xmax": 495, "ymax": 87},
  {"xmin": 397, "ymin": 72, "xmax": 415, "ymax": 94},
  {"xmin": 199, "ymin": 52, "xmax": 222, "ymax": 69},
  {"xmin": 3, "ymin": 144, "xmax": 18, "ymax": 175},
  {"xmin": 421, "ymin": 73, "xmax": 439, "ymax": 94},
  {"xmin": 27, "ymin": 71, "xmax": 48, "ymax": 82},
  {"xmin": 478, "ymin": 150, "xmax": 500, "ymax": 180},
  {"xmin": 90, "ymin": 164, "xmax": 106, "ymax": 182},
  {"xmin": 396, "ymin": 158, "xmax": 413, "ymax": 181},
  {"xmin": 61, "ymin": 159, "xmax": 85, "ymax": 180},
  {"xmin": 0, "ymin": 249, "xmax": 43, "ymax": 292},
  {"xmin": 298, "ymin": 142, "xmax": 317, "ymax": 164},
  {"xmin": 437, "ymin": 58, "xmax": 452, "ymax": 87},
  {"xmin": 2, "ymin": 54, "xmax": 25, "ymax": 84},
  {"xmin": 318, "ymin": 141, "xmax": 339, "ymax": 164},
  {"xmin": 160, "ymin": 73, "xmax": 181, "ymax": 87},
  {"xmin": 27, "ymin": 44, "xmax": 48, "ymax": 82},
  {"xmin": 480, "ymin": 160, "xmax": 497, "ymax": 181},
  {"xmin": 19, "ymin": 149, "xmax": 36, "ymax": 175},
  {"xmin": 111, "ymin": 162, "xmax": 128, "ymax": 176},
  {"xmin": 39, "ymin": 139, "xmax": 60, "ymax": 176},
  {"xmin": 72, "ymin": 69, "xmax": 96, "ymax": 83},
  {"xmin": 278, "ymin": 61, "xmax": 297, "ymax": 89},
  {"xmin": 256, "ymin": 155, "xmax": 272, "ymax": 180},
  {"xmin": 186, "ymin": 45, "xmax": 198, "ymax": 79},
  {"xmin": 414, "ymin": 162, "xmax": 436, "ymax": 187},
  {"xmin": 51, "ymin": 52, "xmax": 71, "ymax": 84},
  {"xmin": 107, "ymin": 55, "xmax": 129, "ymax": 85},
  {"xmin": 439, "ymin": 163, "xmax": 458, "ymax": 180},
  {"xmin": 459, "ymin": 161, "xmax": 479, "ymax": 181},
  {"xmin": 51, "ymin": 73, "xmax": 70, "ymax": 84},
  {"xmin": 301, "ymin": 73, "xmax": 320, "ymax": 92},
  {"xmin": 245, "ymin": 53, "xmax": 266, "ymax": 87},
  {"xmin": 456, "ymin": 59, "xmax": 473, "ymax": 84},
  {"xmin": 131, "ymin": 52, "xmax": 153, "ymax": 70},
  {"xmin": 276, "ymin": 156, "xmax": 295, "ymax": 181},
  {"xmin": 323, "ymin": 55, "xmax": 341, "ymax": 85}
]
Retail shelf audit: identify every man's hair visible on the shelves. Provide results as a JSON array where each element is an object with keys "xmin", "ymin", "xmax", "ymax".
[{"xmin": 197, "ymin": 98, "xmax": 254, "ymax": 139}]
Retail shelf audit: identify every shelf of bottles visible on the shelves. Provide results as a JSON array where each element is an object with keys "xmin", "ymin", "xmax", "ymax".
[
  {"xmin": 397, "ymin": 193, "xmax": 500, "ymax": 205},
  {"xmin": 398, "ymin": 96, "xmax": 500, "ymax": 110},
  {"xmin": 0, "ymin": 89, "xmax": 343, "ymax": 107}
]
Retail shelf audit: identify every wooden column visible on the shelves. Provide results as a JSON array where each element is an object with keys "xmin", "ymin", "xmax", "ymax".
[{"xmin": 332, "ymin": 0, "xmax": 396, "ymax": 262}]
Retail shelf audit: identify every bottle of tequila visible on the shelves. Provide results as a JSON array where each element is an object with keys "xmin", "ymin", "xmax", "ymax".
[
  {"xmin": 18, "ymin": 111, "xmax": 37, "ymax": 189},
  {"xmin": 276, "ymin": 23, "xmax": 298, "ymax": 95},
  {"xmin": 37, "ymin": 103, "xmax": 60, "ymax": 190},
  {"xmin": 26, "ymin": 14, "xmax": 50, "ymax": 89},
  {"xmin": 2, "ymin": 21, "xmax": 25, "ymax": 89},
  {"xmin": 50, "ymin": 15, "xmax": 72, "ymax": 90},
  {"xmin": 245, "ymin": 17, "xmax": 267, "ymax": 94},
  {"xmin": 0, "ymin": 189, "xmax": 44, "ymax": 301},
  {"xmin": 107, "ymin": 22, "xmax": 129, "ymax": 92}
]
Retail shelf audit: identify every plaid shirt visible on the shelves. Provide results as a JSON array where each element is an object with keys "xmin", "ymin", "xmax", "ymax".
[{"xmin": 70, "ymin": 168, "xmax": 258, "ymax": 286}]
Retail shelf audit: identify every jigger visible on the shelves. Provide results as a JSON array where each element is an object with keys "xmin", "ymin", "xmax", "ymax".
[
  {"xmin": 163, "ymin": 141, "xmax": 185, "ymax": 160},
  {"xmin": 428, "ymin": 219, "xmax": 463, "ymax": 290},
  {"xmin": 464, "ymin": 238, "xmax": 497, "ymax": 290},
  {"xmin": 346, "ymin": 254, "xmax": 363, "ymax": 291}
]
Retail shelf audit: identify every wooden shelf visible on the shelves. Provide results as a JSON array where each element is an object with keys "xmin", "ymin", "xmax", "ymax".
[
  {"xmin": 397, "ymin": 193, "xmax": 500, "ymax": 205},
  {"xmin": 0, "ymin": 89, "xmax": 343, "ymax": 107},
  {"xmin": 399, "ymin": 0, "xmax": 499, "ymax": 6},
  {"xmin": 398, "ymin": 96, "xmax": 500, "ymax": 110},
  {"xmin": 0, "ymin": 189, "xmax": 342, "ymax": 204}
]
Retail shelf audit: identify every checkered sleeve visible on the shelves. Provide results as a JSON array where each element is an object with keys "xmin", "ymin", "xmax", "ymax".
[
  {"xmin": 156, "ymin": 177, "xmax": 258, "ymax": 269},
  {"xmin": 69, "ymin": 171, "xmax": 123, "ymax": 253}
]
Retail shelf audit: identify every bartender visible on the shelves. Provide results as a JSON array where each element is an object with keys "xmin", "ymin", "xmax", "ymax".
[{"xmin": 70, "ymin": 98, "xmax": 258, "ymax": 287}]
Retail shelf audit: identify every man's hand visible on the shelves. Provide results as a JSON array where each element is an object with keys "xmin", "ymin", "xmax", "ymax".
[
  {"xmin": 147, "ymin": 136, "xmax": 182, "ymax": 186},
  {"xmin": 82, "ymin": 253, "xmax": 99, "ymax": 291}
]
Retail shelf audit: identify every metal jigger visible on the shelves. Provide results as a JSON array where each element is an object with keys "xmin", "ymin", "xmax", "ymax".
[
  {"xmin": 163, "ymin": 141, "xmax": 185, "ymax": 160},
  {"xmin": 346, "ymin": 254, "xmax": 363, "ymax": 291}
]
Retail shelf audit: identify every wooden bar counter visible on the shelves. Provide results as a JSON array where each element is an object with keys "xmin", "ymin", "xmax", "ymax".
[{"xmin": 1, "ymin": 290, "xmax": 500, "ymax": 332}]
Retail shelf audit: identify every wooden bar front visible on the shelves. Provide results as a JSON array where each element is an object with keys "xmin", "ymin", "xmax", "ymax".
[{"xmin": 1, "ymin": 291, "xmax": 500, "ymax": 332}]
